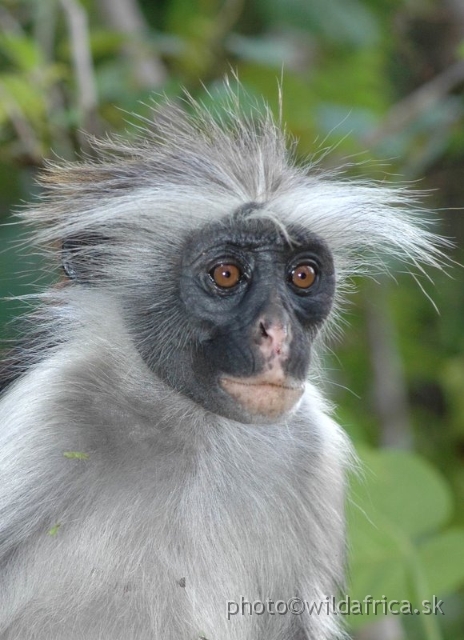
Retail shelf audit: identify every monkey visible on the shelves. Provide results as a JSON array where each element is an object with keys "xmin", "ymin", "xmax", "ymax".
[{"xmin": 0, "ymin": 96, "xmax": 445, "ymax": 640}]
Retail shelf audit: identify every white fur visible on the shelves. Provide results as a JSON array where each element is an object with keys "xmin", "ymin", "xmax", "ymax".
[{"xmin": 0, "ymin": 97, "xmax": 444, "ymax": 639}]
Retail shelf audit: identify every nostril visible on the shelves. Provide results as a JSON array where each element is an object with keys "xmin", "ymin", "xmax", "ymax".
[{"xmin": 259, "ymin": 322, "xmax": 269, "ymax": 338}]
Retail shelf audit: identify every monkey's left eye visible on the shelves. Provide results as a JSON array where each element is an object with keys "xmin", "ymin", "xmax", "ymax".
[
  {"xmin": 209, "ymin": 263, "xmax": 243, "ymax": 289},
  {"xmin": 288, "ymin": 262, "xmax": 318, "ymax": 290}
]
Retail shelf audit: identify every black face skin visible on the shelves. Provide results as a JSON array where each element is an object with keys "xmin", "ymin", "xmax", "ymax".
[
  {"xmin": 64, "ymin": 208, "xmax": 335, "ymax": 424},
  {"xmin": 148, "ymin": 209, "xmax": 336, "ymax": 423}
]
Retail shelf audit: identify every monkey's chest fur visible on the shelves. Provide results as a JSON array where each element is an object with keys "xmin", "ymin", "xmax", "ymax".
[{"xmin": 0, "ymin": 342, "xmax": 346, "ymax": 640}]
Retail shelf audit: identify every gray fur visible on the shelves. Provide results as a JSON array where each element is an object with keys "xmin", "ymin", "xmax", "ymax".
[{"xmin": 0, "ymin": 95, "xmax": 445, "ymax": 639}]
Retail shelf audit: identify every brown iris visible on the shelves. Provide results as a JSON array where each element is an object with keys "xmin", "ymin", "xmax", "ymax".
[
  {"xmin": 211, "ymin": 263, "xmax": 242, "ymax": 288},
  {"xmin": 290, "ymin": 263, "xmax": 317, "ymax": 289}
]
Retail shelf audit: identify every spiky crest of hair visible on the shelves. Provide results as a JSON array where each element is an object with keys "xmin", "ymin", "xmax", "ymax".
[
  {"xmin": 21, "ymin": 93, "xmax": 446, "ymax": 277},
  {"xmin": 2, "ymin": 91, "xmax": 447, "ymax": 391}
]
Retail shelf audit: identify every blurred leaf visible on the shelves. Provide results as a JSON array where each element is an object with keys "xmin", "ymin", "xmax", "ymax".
[
  {"xmin": 315, "ymin": 103, "xmax": 379, "ymax": 140},
  {"xmin": 225, "ymin": 33, "xmax": 304, "ymax": 68},
  {"xmin": 418, "ymin": 529, "xmax": 464, "ymax": 596},
  {"xmin": 165, "ymin": 0, "xmax": 209, "ymax": 35},
  {"xmin": 348, "ymin": 502, "xmax": 410, "ymax": 598},
  {"xmin": 254, "ymin": 0, "xmax": 379, "ymax": 47},
  {"xmin": 348, "ymin": 447, "xmax": 456, "ymax": 629},
  {"xmin": 352, "ymin": 448, "xmax": 453, "ymax": 537},
  {"xmin": 89, "ymin": 29, "xmax": 126, "ymax": 59},
  {"xmin": 375, "ymin": 98, "xmax": 463, "ymax": 173},
  {"xmin": 457, "ymin": 40, "xmax": 464, "ymax": 59},
  {"xmin": 48, "ymin": 523, "xmax": 61, "ymax": 536},
  {"xmin": 0, "ymin": 33, "xmax": 43, "ymax": 71},
  {"xmin": 63, "ymin": 451, "xmax": 90, "ymax": 460},
  {"xmin": 311, "ymin": 47, "xmax": 390, "ymax": 114},
  {"xmin": 441, "ymin": 358, "xmax": 464, "ymax": 436},
  {"xmin": 0, "ymin": 74, "xmax": 47, "ymax": 125}
]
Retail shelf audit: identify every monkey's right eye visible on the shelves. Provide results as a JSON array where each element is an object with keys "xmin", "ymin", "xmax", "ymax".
[{"xmin": 209, "ymin": 263, "xmax": 243, "ymax": 289}]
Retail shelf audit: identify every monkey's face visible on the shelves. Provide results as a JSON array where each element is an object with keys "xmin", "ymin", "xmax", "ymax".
[
  {"xmin": 60, "ymin": 208, "xmax": 334, "ymax": 424},
  {"xmin": 160, "ymin": 213, "xmax": 335, "ymax": 424}
]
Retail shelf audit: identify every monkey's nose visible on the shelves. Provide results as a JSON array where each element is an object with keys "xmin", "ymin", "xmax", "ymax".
[{"xmin": 257, "ymin": 318, "xmax": 291, "ymax": 358}]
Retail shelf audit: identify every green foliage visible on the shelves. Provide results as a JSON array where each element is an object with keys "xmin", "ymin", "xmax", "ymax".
[
  {"xmin": 63, "ymin": 451, "xmax": 90, "ymax": 460},
  {"xmin": 254, "ymin": 0, "xmax": 380, "ymax": 47},
  {"xmin": 348, "ymin": 448, "xmax": 464, "ymax": 638},
  {"xmin": 418, "ymin": 529, "xmax": 464, "ymax": 596},
  {"xmin": 48, "ymin": 523, "xmax": 61, "ymax": 537}
]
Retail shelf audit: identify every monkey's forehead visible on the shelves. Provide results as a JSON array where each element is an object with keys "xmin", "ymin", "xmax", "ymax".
[{"xmin": 181, "ymin": 206, "xmax": 326, "ymax": 254}]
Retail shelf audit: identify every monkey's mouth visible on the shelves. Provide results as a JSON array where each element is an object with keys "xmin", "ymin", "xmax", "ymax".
[{"xmin": 220, "ymin": 375, "xmax": 304, "ymax": 419}]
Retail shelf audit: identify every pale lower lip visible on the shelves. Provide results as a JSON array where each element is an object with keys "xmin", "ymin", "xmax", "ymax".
[{"xmin": 220, "ymin": 377, "xmax": 304, "ymax": 419}]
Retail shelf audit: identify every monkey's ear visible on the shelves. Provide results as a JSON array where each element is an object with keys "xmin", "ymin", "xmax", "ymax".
[{"xmin": 62, "ymin": 234, "xmax": 107, "ymax": 283}]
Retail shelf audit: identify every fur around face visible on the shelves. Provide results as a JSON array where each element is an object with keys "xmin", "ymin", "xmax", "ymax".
[{"xmin": 0, "ymin": 95, "xmax": 445, "ymax": 640}]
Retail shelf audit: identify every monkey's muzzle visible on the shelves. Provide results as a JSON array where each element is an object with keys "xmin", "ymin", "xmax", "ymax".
[{"xmin": 220, "ymin": 375, "xmax": 304, "ymax": 419}]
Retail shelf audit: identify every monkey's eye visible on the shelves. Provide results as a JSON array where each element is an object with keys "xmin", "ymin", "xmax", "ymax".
[
  {"xmin": 288, "ymin": 262, "xmax": 318, "ymax": 290},
  {"xmin": 209, "ymin": 263, "xmax": 243, "ymax": 289}
]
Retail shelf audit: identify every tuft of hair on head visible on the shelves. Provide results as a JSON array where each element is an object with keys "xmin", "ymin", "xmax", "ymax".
[{"xmin": 15, "ymin": 85, "xmax": 450, "ymax": 306}]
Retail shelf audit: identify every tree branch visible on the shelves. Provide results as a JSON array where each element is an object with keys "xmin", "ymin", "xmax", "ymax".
[
  {"xmin": 364, "ymin": 60, "xmax": 464, "ymax": 147},
  {"xmin": 97, "ymin": 0, "xmax": 166, "ymax": 89},
  {"xmin": 60, "ymin": 0, "xmax": 101, "ymax": 138}
]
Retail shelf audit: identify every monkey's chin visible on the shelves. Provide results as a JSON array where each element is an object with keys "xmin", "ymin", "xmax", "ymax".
[{"xmin": 220, "ymin": 375, "xmax": 305, "ymax": 420}]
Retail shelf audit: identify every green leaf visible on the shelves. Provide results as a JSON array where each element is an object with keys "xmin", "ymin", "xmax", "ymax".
[
  {"xmin": 89, "ymin": 29, "xmax": 126, "ymax": 59},
  {"xmin": 348, "ymin": 502, "xmax": 410, "ymax": 626},
  {"xmin": 0, "ymin": 33, "xmax": 43, "ymax": 71},
  {"xmin": 63, "ymin": 451, "xmax": 90, "ymax": 460},
  {"xmin": 352, "ymin": 448, "xmax": 453, "ymax": 538},
  {"xmin": 0, "ymin": 74, "xmax": 47, "ymax": 125},
  {"xmin": 254, "ymin": 0, "xmax": 379, "ymax": 47},
  {"xmin": 347, "ymin": 448, "xmax": 456, "ymax": 630},
  {"xmin": 225, "ymin": 34, "xmax": 301, "ymax": 67},
  {"xmin": 418, "ymin": 529, "xmax": 464, "ymax": 596},
  {"xmin": 48, "ymin": 523, "xmax": 61, "ymax": 536}
]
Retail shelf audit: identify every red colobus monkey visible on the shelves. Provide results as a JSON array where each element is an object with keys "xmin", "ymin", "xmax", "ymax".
[{"xmin": 0, "ymin": 97, "xmax": 444, "ymax": 640}]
